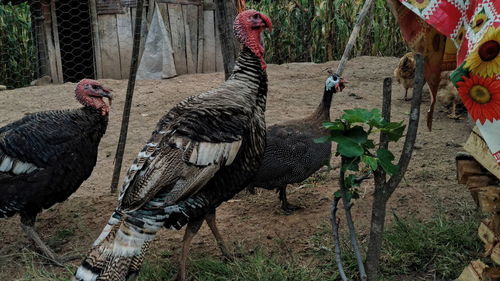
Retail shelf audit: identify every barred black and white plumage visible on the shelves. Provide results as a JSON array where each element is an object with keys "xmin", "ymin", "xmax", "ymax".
[
  {"xmin": 0, "ymin": 79, "xmax": 112, "ymax": 264},
  {"xmin": 248, "ymin": 74, "xmax": 346, "ymax": 213},
  {"xmin": 73, "ymin": 10, "xmax": 271, "ymax": 281}
]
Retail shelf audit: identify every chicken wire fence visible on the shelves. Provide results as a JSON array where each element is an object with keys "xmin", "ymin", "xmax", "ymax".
[{"xmin": 0, "ymin": 0, "xmax": 142, "ymax": 89}]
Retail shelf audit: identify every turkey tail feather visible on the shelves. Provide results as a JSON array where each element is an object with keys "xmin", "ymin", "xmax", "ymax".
[{"xmin": 73, "ymin": 211, "xmax": 159, "ymax": 281}]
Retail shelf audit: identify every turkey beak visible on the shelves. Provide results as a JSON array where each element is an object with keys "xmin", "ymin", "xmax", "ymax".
[{"xmin": 99, "ymin": 88, "xmax": 113, "ymax": 106}]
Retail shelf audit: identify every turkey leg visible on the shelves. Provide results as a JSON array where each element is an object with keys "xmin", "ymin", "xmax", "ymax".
[
  {"xmin": 21, "ymin": 223, "xmax": 64, "ymax": 266},
  {"xmin": 278, "ymin": 186, "xmax": 302, "ymax": 214},
  {"xmin": 205, "ymin": 211, "xmax": 233, "ymax": 260},
  {"xmin": 176, "ymin": 219, "xmax": 203, "ymax": 281}
]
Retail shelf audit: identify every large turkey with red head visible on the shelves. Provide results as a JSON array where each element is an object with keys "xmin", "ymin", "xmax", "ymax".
[
  {"xmin": 73, "ymin": 9, "xmax": 271, "ymax": 281},
  {"xmin": 0, "ymin": 79, "xmax": 112, "ymax": 265}
]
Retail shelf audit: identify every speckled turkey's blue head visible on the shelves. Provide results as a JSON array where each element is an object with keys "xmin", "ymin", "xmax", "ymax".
[
  {"xmin": 233, "ymin": 9, "xmax": 272, "ymax": 70},
  {"xmin": 325, "ymin": 74, "xmax": 346, "ymax": 94},
  {"xmin": 75, "ymin": 79, "xmax": 113, "ymax": 116}
]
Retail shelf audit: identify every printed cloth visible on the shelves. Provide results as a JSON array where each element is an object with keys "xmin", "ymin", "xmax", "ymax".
[{"xmin": 399, "ymin": 0, "xmax": 500, "ymax": 164}]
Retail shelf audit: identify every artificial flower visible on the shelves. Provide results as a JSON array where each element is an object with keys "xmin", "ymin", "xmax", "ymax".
[
  {"xmin": 457, "ymin": 74, "xmax": 500, "ymax": 124},
  {"xmin": 464, "ymin": 26, "xmax": 500, "ymax": 77}
]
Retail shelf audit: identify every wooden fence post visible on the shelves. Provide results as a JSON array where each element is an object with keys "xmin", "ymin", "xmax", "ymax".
[{"xmin": 214, "ymin": 0, "xmax": 238, "ymax": 80}]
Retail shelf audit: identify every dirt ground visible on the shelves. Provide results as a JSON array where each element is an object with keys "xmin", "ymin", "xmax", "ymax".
[{"xmin": 0, "ymin": 56, "xmax": 474, "ymax": 280}]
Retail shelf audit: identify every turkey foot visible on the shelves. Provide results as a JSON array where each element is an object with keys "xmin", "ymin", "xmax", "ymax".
[
  {"xmin": 278, "ymin": 187, "xmax": 302, "ymax": 214},
  {"xmin": 21, "ymin": 224, "xmax": 66, "ymax": 266},
  {"xmin": 205, "ymin": 212, "xmax": 234, "ymax": 261}
]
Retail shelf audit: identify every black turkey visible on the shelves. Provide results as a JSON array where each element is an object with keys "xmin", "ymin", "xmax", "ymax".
[
  {"xmin": 248, "ymin": 73, "xmax": 345, "ymax": 213},
  {"xmin": 0, "ymin": 79, "xmax": 112, "ymax": 265},
  {"xmin": 73, "ymin": 9, "xmax": 271, "ymax": 281}
]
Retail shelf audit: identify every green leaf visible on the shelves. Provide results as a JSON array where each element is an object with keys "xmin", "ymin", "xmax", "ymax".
[
  {"xmin": 344, "ymin": 126, "xmax": 368, "ymax": 144},
  {"xmin": 380, "ymin": 121, "xmax": 406, "ymax": 142},
  {"xmin": 361, "ymin": 155, "xmax": 378, "ymax": 171},
  {"xmin": 377, "ymin": 148, "xmax": 399, "ymax": 175},
  {"xmin": 341, "ymin": 157, "xmax": 360, "ymax": 172},
  {"xmin": 314, "ymin": 136, "xmax": 331, "ymax": 143},
  {"xmin": 334, "ymin": 190, "xmax": 342, "ymax": 198},
  {"xmin": 363, "ymin": 139, "xmax": 376, "ymax": 149},
  {"xmin": 333, "ymin": 137, "xmax": 364, "ymax": 157},
  {"xmin": 322, "ymin": 121, "xmax": 344, "ymax": 131},
  {"xmin": 342, "ymin": 108, "xmax": 379, "ymax": 123},
  {"xmin": 344, "ymin": 174, "xmax": 356, "ymax": 188}
]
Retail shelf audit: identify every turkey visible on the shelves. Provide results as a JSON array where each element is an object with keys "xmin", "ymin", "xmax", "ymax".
[
  {"xmin": 73, "ymin": 9, "xmax": 271, "ymax": 281},
  {"xmin": 394, "ymin": 52, "xmax": 416, "ymax": 101},
  {"xmin": 248, "ymin": 72, "xmax": 346, "ymax": 213},
  {"xmin": 0, "ymin": 79, "xmax": 112, "ymax": 265}
]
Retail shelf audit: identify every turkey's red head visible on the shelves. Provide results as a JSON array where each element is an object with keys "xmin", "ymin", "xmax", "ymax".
[
  {"xmin": 75, "ymin": 79, "xmax": 113, "ymax": 116},
  {"xmin": 234, "ymin": 9, "xmax": 272, "ymax": 70}
]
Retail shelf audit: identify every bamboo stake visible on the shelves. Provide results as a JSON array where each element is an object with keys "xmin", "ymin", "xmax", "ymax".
[
  {"xmin": 110, "ymin": 0, "xmax": 145, "ymax": 193},
  {"xmin": 335, "ymin": 0, "xmax": 375, "ymax": 76}
]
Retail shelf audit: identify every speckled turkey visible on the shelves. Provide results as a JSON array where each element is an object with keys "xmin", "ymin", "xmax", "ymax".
[
  {"xmin": 248, "ymin": 73, "xmax": 345, "ymax": 213},
  {"xmin": 73, "ymin": 10, "xmax": 272, "ymax": 281},
  {"xmin": 0, "ymin": 79, "xmax": 112, "ymax": 265}
]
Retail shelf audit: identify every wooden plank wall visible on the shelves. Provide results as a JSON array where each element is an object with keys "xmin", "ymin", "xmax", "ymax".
[{"xmin": 94, "ymin": 0, "xmax": 223, "ymax": 79}]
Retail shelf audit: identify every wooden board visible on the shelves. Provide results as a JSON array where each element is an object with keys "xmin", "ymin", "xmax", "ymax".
[
  {"xmin": 196, "ymin": 4, "xmax": 204, "ymax": 73},
  {"xmin": 89, "ymin": 0, "xmax": 103, "ymax": 79},
  {"xmin": 41, "ymin": 3, "xmax": 59, "ymax": 83},
  {"xmin": 214, "ymin": 13, "xmax": 223, "ymax": 72},
  {"xmin": 202, "ymin": 0, "xmax": 216, "ymax": 73},
  {"xmin": 183, "ymin": 4, "xmax": 198, "ymax": 73},
  {"xmin": 168, "ymin": 4, "xmax": 188, "ymax": 74},
  {"xmin": 98, "ymin": 14, "xmax": 122, "ymax": 79},
  {"xmin": 116, "ymin": 10, "xmax": 133, "ymax": 78},
  {"xmin": 130, "ymin": 7, "xmax": 148, "ymax": 61},
  {"xmin": 157, "ymin": 3, "xmax": 172, "ymax": 35},
  {"xmin": 49, "ymin": 0, "xmax": 63, "ymax": 83}
]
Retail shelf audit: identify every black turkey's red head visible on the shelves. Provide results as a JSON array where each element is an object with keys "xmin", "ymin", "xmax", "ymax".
[
  {"xmin": 233, "ymin": 9, "xmax": 272, "ymax": 70},
  {"xmin": 75, "ymin": 79, "xmax": 113, "ymax": 116}
]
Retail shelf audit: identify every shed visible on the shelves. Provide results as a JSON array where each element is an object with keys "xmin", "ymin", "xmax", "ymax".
[{"xmin": 2, "ymin": 0, "xmax": 224, "ymax": 83}]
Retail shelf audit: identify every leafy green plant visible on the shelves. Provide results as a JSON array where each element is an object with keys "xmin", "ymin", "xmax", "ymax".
[
  {"xmin": 248, "ymin": 0, "xmax": 408, "ymax": 64},
  {"xmin": 0, "ymin": 2, "xmax": 36, "ymax": 88},
  {"xmin": 316, "ymin": 108, "xmax": 405, "ymax": 199}
]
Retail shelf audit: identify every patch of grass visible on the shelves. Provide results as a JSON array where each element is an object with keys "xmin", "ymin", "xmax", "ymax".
[
  {"xmin": 139, "ymin": 249, "xmax": 325, "ymax": 281},
  {"xmin": 15, "ymin": 249, "xmax": 72, "ymax": 281},
  {"xmin": 310, "ymin": 212, "xmax": 482, "ymax": 281},
  {"xmin": 380, "ymin": 214, "xmax": 482, "ymax": 279},
  {"xmin": 53, "ymin": 229, "xmax": 75, "ymax": 243}
]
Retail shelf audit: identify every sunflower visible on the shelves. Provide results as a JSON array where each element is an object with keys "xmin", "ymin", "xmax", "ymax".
[
  {"xmin": 471, "ymin": 11, "xmax": 488, "ymax": 33},
  {"xmin": 457, "ymin": 74, "xmax": 500, "ymax": 124},
  {"xmin": 464, "ymin": 26, "xmax": 500, "ymax": 77}
]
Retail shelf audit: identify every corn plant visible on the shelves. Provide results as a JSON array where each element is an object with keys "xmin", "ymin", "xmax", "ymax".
[
  {"xmin": 0, "ymin": 2, "xmax": 36, "ymax": 89},
  {"xmin": 248, "ymin": 0, "xmax": 408, "ymax": 64}
]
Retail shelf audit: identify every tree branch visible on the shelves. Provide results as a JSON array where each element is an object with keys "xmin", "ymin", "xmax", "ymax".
[
  {"xmin": 339, "ymin": 158, "xmax": 367, "ymax": 281},
  {"xmin": 331, "ymin": 196, "xmax": 348, "ymax": 281}
]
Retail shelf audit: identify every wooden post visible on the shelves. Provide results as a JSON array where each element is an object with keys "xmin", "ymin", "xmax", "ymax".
[
  {"xmin": 110, "ymin": 0, "xmax": 145, "ymax": 193},
  {"xmin": 31, "ymin": 0, "xmax": 50, "ymax": 79},
  {"xmin": 214, "ymin": 0, "xmax": 238, "ymax": 80}
]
